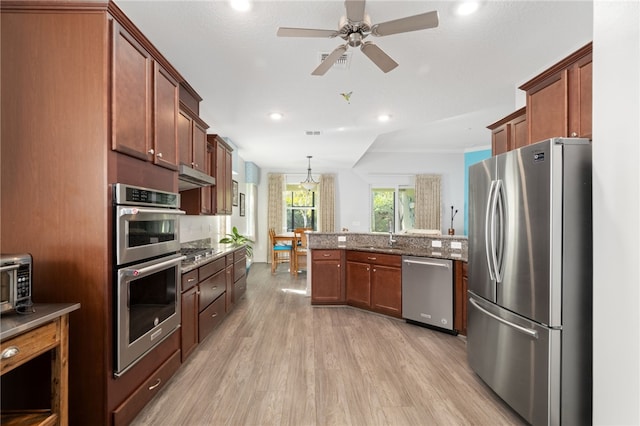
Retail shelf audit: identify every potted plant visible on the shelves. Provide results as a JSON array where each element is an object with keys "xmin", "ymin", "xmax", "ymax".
[{"xmin": 219, "ymin": 226, "xmax": 254, "ymax": 274}]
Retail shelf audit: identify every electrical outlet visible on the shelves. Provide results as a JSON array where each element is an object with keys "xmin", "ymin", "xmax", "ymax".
[
  {"xmin": 431, "ymin": 240, "xmax": 442, "ymax": 248},
  {"xmin": 338, "ymin": 236, "xmax": 347, "ymax": 242}
]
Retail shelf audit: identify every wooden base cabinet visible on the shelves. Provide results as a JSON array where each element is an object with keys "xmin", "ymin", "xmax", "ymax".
[
  {"xmin": 453, "ymin": 261, "xmax": 468, "ymax": 336},
  {"xmin": 311, "ymin": 250, "xmax": 345, "ymax": 304},
  {"xmin": 180, "ymin": 269, "xmax": 199, "ymax": 362},
  {"xmin": 346, "ymin": 251, "xmax": 402, "ymax": 318}
]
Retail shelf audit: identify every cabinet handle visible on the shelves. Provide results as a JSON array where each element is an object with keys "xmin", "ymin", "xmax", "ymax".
[
  {"xmin": 323, "ymin": 254, "xmax": 331, "ymax": 257},
  {"xmin": 187, "ymin": 278, "xmax": 196, "ymax": 283},
  {"xmin": 211, "ymin": 286, "xmax": 217, "ymax": 290},
  {"xmin": 148, "ymin": 378, "xmax": 162, "ymax": 390},
  {"xmin": 570, "ymin": 132, "xmax": 578, "ymax": 137},
  {"xmin": 211, "ymin": 312, "xmax": 218, "ymax": 318},
  {"xmin": 148, "ymin": 148, "xmax": 155, "ymax": 155},
  {"xmin": 367, "ymin": 257, "xmax": 376, "ymax": 261},
  {"xmin": 157, "ymin": 152, "xmax": 163, "ymax": 158},
  {"xmin": 1, "ymin": 346, "xmax": 19, "ymax": 359}
]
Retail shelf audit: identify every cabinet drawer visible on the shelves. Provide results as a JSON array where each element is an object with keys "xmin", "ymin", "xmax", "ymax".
[
  {"xmin": 181, "ymin": 269, "xmax": 198, "ymax": 292},
  {"xmin": 234, "ymin": 258, "xmax": 246, "ymax": 282},
  {"xmin": 199, "ymin": 295, "xmax": 226, "ymax": 342},
  {"xmin": 199, "ymin": 257, "xmax": 226, "ymax": 281},
  {"xmin": 198, "ymin": 270, "xmax": 226, "ymax": 312},
  {"xmin": 226, "ymin": 254, "xmax": 234, "ymax": 266},
  {"xmin": 1, "ymin": 321, "xmax": 59, "ymax": 375},
  {"xmin": 233, "ymin": 247, "xmax": 246, "ymax": 262},
  {"xmin": 235, "ymin": 274, "xmax": 247, "ymax": 301},
  {"xmin": 112, "ymin": 349, "xmax": 181, "ymax": 426},
  {"xmin": 312, "ymin": 249, "xmax": 341, "ymax": 261},
  {"xmin": 347, "ymin": 251, "xmax": 401, "ymax": 267}
]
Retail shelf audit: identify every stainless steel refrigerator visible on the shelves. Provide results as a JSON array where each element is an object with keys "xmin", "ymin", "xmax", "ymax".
[{"xmin": 467, "ymin": 138, "xmax": 592, "ymax": 425}]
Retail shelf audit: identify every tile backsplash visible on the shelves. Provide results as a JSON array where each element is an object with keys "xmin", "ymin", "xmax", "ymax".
[{"xmin": 180, "ymin": 215, "xmax": 226, "ymax": 243}]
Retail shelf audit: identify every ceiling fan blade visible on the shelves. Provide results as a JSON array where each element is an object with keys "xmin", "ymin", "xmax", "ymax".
[
  {"xmin": 277, "ymin": 27, "xmax": 339, "ymax": 38},
  {"xmin": 360, "ymin": 42, "xmax": 398, "ymax": 73},
  {"xmin": 312, "ymin": 45, "xmax": 348, "ymax": 76},
  {"xmin": 371, "ymin": 10, "xmax": 439, "ymax": 37},
  {"xmin": 345, "ymin": 0, "xmax": 366, "ymax": 23}
]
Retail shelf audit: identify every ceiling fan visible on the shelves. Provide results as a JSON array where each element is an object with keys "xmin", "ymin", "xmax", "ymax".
[{"xmin": 276, "ymin": 0, "xmax": 439, "ymax": 76}]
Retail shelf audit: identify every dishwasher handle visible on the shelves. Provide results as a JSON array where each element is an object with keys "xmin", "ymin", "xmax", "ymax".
[{"xmin": 402, "ymin": 259, "xmax": 450, "ymax": 269}]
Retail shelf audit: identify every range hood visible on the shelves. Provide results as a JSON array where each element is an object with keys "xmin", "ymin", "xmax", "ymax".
[{"xmin": 178, "ymin": 164, "xmax": 216, "ymax": 191}]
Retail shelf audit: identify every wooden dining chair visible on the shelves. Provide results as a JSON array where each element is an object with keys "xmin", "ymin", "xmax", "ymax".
[
  {"xmin": 292, "ymin": 228, "xmax": 309, "ymax": 277},
  {"xmin": 269, "ymin": 228, "xmax": 292, "ymax": 273}
]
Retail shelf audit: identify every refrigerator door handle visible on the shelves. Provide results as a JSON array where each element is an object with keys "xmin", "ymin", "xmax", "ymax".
[
  {"xmin": 485, "ymin": 180, "xmax": 497, "ymax": 280},
  {"xmin": 493, "ymin": 179, "xmax": 505, "ymax": 283},
  {"xmin": 488, "ymin": 180, "xmax": 501, "ymax": 282},
  {"xmin": 469, "ymin": 298, "xmax": 538, "ymax": 338}
]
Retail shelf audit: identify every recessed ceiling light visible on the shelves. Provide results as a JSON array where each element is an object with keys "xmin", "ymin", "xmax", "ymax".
[
  {"xmin": 269, "ymin": 112, "xmax": 283, "ymax": 120},
  {"xmin": 456, "ymin": 1, "xmax": 480, "ymax": 16},
  {"xmin": 229, "ymin": 0, "xmax": 251, "ymax": 12},
  {"xmin": 377, "ymin": 114, "xmax": 391, "ymax": 123}
]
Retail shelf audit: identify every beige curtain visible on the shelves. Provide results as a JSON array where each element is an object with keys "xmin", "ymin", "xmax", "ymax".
[
  {"xmin": 267, "ymin": 173, "xmax": 284, "ymax": 233},
  {"xmin": 414, "ymin": 174, "xmax": 441, "ymax": 230},
  {"xmin": 318, "ymin": 174, "xmax": 335, "ymax": 232}
]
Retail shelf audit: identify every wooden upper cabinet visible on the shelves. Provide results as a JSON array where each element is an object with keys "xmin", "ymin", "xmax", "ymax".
[
  {"xmin": 487, "ymin": 107, "xmax": 527, "ymax": 156},
  {"xmin": 177, "ymin": 103, "xmax": 208, "ymax": 173},
  {"xmin": 520, "ymin": 42, "xmax": 592, "ymax": 143},
  {"xmin": 153, "ymin": 63, "xmax": 179, "ymax": 170},
  {"xmin": 112, "ymin": 21, "xmax": 179, "ymax": 170},
  {"xmin": 112, "ymin": 21, "xmax": 151, "ymax": 161},
  {"xmin": 209, "ymin": 135, "xmax": 233, "ymax": 215}
]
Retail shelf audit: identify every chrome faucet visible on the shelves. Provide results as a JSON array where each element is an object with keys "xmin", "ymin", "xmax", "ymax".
[{"xmin": 388, "ymin": 230, "xmax": 397, "ymax": 247}]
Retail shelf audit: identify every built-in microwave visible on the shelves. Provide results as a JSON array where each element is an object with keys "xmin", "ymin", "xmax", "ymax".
[{"xmin": 0, "ymin": 253, "xmax": 33, "ymax": 314}]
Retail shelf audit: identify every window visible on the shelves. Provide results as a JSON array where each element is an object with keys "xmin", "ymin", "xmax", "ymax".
[
  {"xmin": 371, "ymin": 186, "xmax": 415, "ymax": 232},
  {"xmin": 285, "ymin": 185, "xmax": 317, "ymax": 231}
]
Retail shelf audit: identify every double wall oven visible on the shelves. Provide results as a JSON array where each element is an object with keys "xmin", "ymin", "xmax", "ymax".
[{"xmin": 113, "ymin": 183, "xmax": 185, "ymax": 377}]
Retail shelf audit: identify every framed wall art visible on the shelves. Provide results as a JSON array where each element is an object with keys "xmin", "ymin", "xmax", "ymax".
[
  {"xmin": 239, "ymin": 193, "xmax": 245, "ymax": 217},
  {"xmin": 232, "ymin": 180, "xmax": 238, "ymax": 206}
]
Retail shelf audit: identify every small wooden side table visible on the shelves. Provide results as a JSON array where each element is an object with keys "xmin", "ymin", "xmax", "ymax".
[{"xmin": 1, "ymin": 303, "xmax": 80, "ymax": 426}]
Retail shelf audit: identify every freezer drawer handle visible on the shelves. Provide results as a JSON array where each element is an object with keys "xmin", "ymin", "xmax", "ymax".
[
  {"xmin": 402, "ymin": 259, "xmax": 450, "ymax": 269},
  {"xmin": 469, "ymin": 298, "xmax": 538, "ymax": 339}
]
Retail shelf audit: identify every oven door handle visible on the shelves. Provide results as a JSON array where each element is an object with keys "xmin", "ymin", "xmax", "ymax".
[
  {"xmin": 119, "ymin": 207, "xmax": 186, "ymax": 217},
  {"xmin": 0, "ymin": 264, "xmax": 21, "ymax": 272},
  {"xmin": 121, "ymin": 255, "xmax": 186, "ymax": 277}
]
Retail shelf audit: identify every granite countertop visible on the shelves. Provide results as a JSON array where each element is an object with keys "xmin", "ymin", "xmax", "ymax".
[
  {"xmin": 307, "ymin": 231, "xmax": 468, "ymax": 262},
  {"xmin": 1, "ymin": 303, "xmax": 81, "ymax": 341},
  {"xmin": 180, "ymin": 242, "xmax": 244, "ymax": 273}
]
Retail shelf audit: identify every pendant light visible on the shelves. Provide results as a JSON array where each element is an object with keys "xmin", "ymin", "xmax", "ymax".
[{"xmin": 300, "ymin": 156, "xmax": 319, "ymax": 191}]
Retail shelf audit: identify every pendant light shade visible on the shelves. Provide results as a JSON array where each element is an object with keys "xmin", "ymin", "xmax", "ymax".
[{"xmin": 300, "ymin": 156, "xmax": 318, "ymax": 191}]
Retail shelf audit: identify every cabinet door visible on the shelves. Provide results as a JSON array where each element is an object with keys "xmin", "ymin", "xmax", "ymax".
[
  {"xmin": 153, "ymin": 63, "xmax": 179, "ymax": 170},
  {"xmin": 178, "ymin": 110, "xmax": 192, "ymax": 165},
  {"xmin": 527, "ymin": 70, "xmax": 568, "ymax": 144},
  {"xmin": 491, "ymin": 124, "xmax": 509, "ymax": 156},
  {"xmin": 311, "ymin": 259, "xmax": 343, "ymax": 304},
  {"xmin": 346, "ymin": 261, "xmax": 371, "ymax": 309},
  {"xmin": 371, "ymin": 265, "xmax": 402, "ymax": 318},
  {"xmin": 112, "ymin": 22, "xmax": 152, "ymax": 160},
  {"xmin": 215, "ymin": 143, "xmax": 228, "ymax": 214},
  {"xmin": 181, "ymin": 286, "xmax": 198, "ymax": 362},
  {"xmin": 225, "ymin": 264, "xmax": 234, "ymax": 313},
  {"xmin": 511, "ymin": 114, "xmax": 528, "ymax": 150},
  {"xmin": 568, "ymin": 54, "xmax": 592, "ymax": 138},
  {"xmin": 224, "ymin": 148, "xmax": 233, "ymax": 212},
  {"xmin": 192, "ymin": 122, "xmax": 207, "ymax": 173}
]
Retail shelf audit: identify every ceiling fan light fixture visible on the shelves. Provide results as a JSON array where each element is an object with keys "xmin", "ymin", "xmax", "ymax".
[
  {"xmin": 377, "ymin": 114, "xmax": 391, "ymax": 122},
  {"xmin": 300, "ymin": 156, "xmax": 319, "ymax": 191},
  {"xmin": 269, "ymin": 112, "xmax": 283, "ymax": 120}
]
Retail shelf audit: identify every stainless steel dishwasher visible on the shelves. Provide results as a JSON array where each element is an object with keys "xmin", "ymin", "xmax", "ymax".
[{"xmin": 402, "ymin": 256, "xmax": 454, "ymax": 333}]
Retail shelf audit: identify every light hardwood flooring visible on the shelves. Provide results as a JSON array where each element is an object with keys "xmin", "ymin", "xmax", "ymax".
[{"xmin": 131, "ymin": 263, "xmax": 526, "ymax": 426}]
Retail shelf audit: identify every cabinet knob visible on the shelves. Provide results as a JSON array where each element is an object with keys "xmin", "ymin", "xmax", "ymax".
[
  {"xmin": 337, "ymin": 264, "xmax": 340, "ymax": 268},
  {"xmin": 157, "ymin": 152, "xmax": 163, "ymax": 158},
  {"xmin": 148, "ymin": 148, "xmax": 155, "ymax": 155},
  {"xmin": 570, "ymin": 132, "xmax": 578, "ymax": 137}
]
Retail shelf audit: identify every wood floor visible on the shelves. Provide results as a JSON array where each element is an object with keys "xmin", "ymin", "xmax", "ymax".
[{"xmin": 131, "ymin": 263, "xmax": 526, "ymax": 426}]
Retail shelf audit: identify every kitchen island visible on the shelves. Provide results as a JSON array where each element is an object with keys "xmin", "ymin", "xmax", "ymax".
[{"xmin": 307, "ymin": 232, "xmax": 468, "ymax": 334}]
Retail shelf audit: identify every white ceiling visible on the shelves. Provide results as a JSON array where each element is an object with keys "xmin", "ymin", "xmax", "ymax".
[{"xmin": 114, "ymin": 0, "xmax": 593, "ymax": 173}]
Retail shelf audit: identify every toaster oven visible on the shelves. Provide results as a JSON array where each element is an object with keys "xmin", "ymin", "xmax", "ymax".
[{"xmin": 0, "ymin": 253, "xmax": 33, "ymax": 314}]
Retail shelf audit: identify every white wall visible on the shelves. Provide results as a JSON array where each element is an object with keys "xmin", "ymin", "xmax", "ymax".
[{"xmin": 592, "ymin": 1, "xmax": 640, "ymax": 424}]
